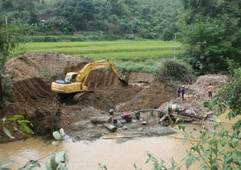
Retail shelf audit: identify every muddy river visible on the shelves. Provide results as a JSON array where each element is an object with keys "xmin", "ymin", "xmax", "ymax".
[
  {"xmin": 0, "ymin": 112, "xmax": 238, "ymax": 170},
  {"xmin": 0, "ymin": 124, "xmax": 201, "ymax": 170}
]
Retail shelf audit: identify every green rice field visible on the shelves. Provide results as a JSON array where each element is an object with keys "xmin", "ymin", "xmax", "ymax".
[{"xmin": 11, "ymin": 40, "xmax": 183, "ymax": 73}]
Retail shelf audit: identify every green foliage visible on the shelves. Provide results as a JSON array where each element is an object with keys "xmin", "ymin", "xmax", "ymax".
[
  {"xmin": 39, "ymin": 70, "xmax": 49, "ymax": 77},
  {"xmin": 98, "ymin": 163, "xmax": 108, "ymax": 170},
  {"xmin": 0, "ymin": 53, "xmax": 8, "ymax": 69},
  {"xmin": 1, "ymin": 75, "xmax": 13, "ymax": 102},
  {"xmin": 0, "ymin": 19, "xmax": 21, "ymax": 59},
  {"xmin": 18, "ymin": 160, "xmax": 41, "ymax": 170},
  {"xmin": 203, "ymin": 100, "xmax": 212, "ymax": 109},
  {"xmin": 46, "ymin": 128, "xmax": 69, "ymax": 170},
  {"xmin": 0, "ymin": 0, "xmax": 182, "ymax": 40},
  {"xmin": 25, "ymin": 33, "xmax": 141, "ymax": 42},
  {"xmin": 46, "ymin": 151, "xmax": 69, "ymax": 170},
  {"xmin": 116, "ymin": 60, "xmax": 156, "ymax": 73},
  {"xmin": 0, "ymin": 115, "xmax": 34, "ymax": 169},
  {"xmin": 181, "ymin": 16, "xmax": 241, "ymax": 74},
  {"xmin": 1, "ymin": 114, "xmax": 34, "ymax": 139},
  {"xmin": 11, "ymin": 40, "xmax": 182, "ymax": 73},
  {"xmin": 45, "ymin": 16, "xmax": 75, "ymax": 34},
  {"xmin": 178, "ymin": 122, "xmax": 241, "ymax": 170},
  {"xmin": 9, "ymin": 128, "xmax": 69, "ymax": 170},
  {"xmin": 211, "ymin": 67, "xmax": 241, "ymax": 128},
  {"xmin": 0, "ymin": 127, "xmax": 69, "ymax": 170},
  {"xmin": 226, "ymin": 59, "xmax": 241, "ymax": 77},
  {"xmin": 12, "ymin": 40, "xmax": 181, "ymax": 56},
  {"xmin": 145, "ymin": 153, "xmax": 177, "ymax": 170},
  {"xmin": 0, "ymin": 160, "xmax": 14, "ymax": 170},
  {"xmin": 179, "ymin": 0, "xmax": 241, "ymax": 75},
  {"xmin": 154, "ymin": 59, "xmax": 195, "ymax": 83}
]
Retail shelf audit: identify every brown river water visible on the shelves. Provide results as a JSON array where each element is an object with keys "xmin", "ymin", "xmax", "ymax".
[{"xmin": 0, "ymin": 112, "xmax": 239, "ymax": 170}]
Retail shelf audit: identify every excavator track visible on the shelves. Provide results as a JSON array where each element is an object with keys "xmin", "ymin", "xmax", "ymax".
[{"xmin": 73, "ymin": 90, "xmax": 94, "ymax": 102}]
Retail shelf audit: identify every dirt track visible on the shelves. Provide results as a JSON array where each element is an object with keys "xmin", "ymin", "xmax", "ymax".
[{"xmin": 0, "ymin": 52, "xmax": 229, "ymax": 143}]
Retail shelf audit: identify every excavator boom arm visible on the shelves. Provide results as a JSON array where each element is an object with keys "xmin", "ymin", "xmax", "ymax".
[
  {"xmin": 107, "ymin": 59, "xmax": 126, "ymax": 81},
  {"xmin": 76, "ymin": 59, "xmax": 127, "ymax": 84}
]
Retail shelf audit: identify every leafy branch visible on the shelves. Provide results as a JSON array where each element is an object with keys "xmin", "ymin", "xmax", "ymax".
[{"xmin": 0, "ymin": 115, "xmax": 34, "ymax": 139}]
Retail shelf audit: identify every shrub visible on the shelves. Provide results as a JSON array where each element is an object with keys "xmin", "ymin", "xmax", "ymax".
[{"xmin": 154, "ymin": 59, "xmax": 195, "ymax": 84}]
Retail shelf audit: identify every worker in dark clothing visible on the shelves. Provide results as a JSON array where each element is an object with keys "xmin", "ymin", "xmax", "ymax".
[
  {"xmin": 181, "ymin": 85, "xmax": 185, "ymax": 100},
  {"xmin": 177, "ymin": 87, "xmax": 181, "ymax": 98}
]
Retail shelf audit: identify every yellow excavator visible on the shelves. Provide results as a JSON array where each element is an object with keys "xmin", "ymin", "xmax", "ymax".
[{"xmin": 51, "ymin": 59, "xmax": 127, "ymax": 102}]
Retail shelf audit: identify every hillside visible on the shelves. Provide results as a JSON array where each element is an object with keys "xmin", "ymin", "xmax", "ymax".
[{"xmin": 0, "ymin": 0, "xmax": 181, "ymax": 41}]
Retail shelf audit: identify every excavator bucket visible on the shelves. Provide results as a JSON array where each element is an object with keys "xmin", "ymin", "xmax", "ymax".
[{"xmin": 119, "ymin": 78, "xmax": 128, "ymax": 86}]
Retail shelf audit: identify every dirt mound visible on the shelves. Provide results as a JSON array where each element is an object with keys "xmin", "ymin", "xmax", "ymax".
[
  {"xmin": 0, "ymin": 52, "xmax": 229, "ymax": 143},
  {"xmin": 3, "ymin": 52, "xmax": 93, "ymax": 81},
  {"xmin": 159, "ymin": 74, "xmax": 229, "ymax": 114}
]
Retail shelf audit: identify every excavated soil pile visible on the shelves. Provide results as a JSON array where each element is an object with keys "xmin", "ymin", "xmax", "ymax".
[
  {"xmin": 159, "ymin": 74, "xmax": 229, "ymax": 115},
  {"xmin": 0, "ymin": 52, "xmax": 229, "ymax": 143}
]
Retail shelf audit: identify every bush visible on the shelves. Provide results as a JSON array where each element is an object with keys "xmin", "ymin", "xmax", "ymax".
[
  {"xmin": 29, "ymin": 36, "xmax": 61, "ymax": 42},
  {"xmin": 154, "ymin": 59, "xmax": 195, "ymax": 84}
]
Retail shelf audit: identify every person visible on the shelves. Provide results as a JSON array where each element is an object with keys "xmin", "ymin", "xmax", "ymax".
[
  {"xmin": 208, "ymin": 83, "xmax": 213, "ymax": 98},
  {"xmin": 177, "ymin": 87, "xmax": 181, "ymax": 98},
  {"xmin": 181, "ymin": 85, "xmax": 185, "ymax": 100}
]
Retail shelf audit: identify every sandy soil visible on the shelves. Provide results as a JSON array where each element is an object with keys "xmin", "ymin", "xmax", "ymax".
[{"xmin": 0, "ymin": 52, "xmax": 229, "ymax": 143}]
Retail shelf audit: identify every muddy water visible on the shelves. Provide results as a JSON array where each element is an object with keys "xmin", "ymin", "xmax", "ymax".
[
  {"xmin": 0, "ymin": 112, "xmax": 238, "ymax": 170},
  {"xmin": 0, "ymin": 125, "xmax": 200, "ymax": 170},
  {"xmin": 217, "ymin": 110, "xmax": 240, "ymax": 131}
]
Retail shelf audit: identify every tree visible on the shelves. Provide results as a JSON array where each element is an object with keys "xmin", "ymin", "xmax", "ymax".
[
  {"xmin": 0, "ymin": 18, "xmax": 21, "ymax": 57},
  {"xmin": 1, "ymin": 0, "xmax": 13, "ymax": 11},
  {"xmin": 46, "ymin": 16, "xmax": 75, "ymax": 34},
  {"xmin": 181, "ymin": 16, "xmax": 241, "ymax": 74},
  {"xmin": 212, "ymin": 62, "xmax": 241, "ymax": 130},
  {"xmin": 0, "ymin": 0, "xmax": 182, "ymax": 39},
  {"xmin": 179, "ymin": 0, "xmax": 241, "ymax": 74},
  {"xmin": 0, "ymin": 18, "xmax": 22, "ymax": 103}
]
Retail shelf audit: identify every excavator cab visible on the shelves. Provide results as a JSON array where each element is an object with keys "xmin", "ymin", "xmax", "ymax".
[{"xmin": 65, "ymin": 72, "xmax": 77, "ymax": 82}]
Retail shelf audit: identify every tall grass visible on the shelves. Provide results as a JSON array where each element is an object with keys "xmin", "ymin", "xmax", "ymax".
[{"xmin": 11, "ymin": 40, "xmax": 183, "ymax": 73}]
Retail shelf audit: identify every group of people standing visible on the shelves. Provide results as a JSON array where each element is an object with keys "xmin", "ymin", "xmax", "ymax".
[
  {"xmin": 177, "ymin": 83, "xmax": 213, "ymax": 100},
  {"xmin": 177, "ymin": 85, "xmax": 185, "ymax": 100}
]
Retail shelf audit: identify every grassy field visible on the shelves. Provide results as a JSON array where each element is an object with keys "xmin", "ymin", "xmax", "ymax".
[{"xmin": 12, "ymin": 40, "xmax": 183, "ymax": 73}]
